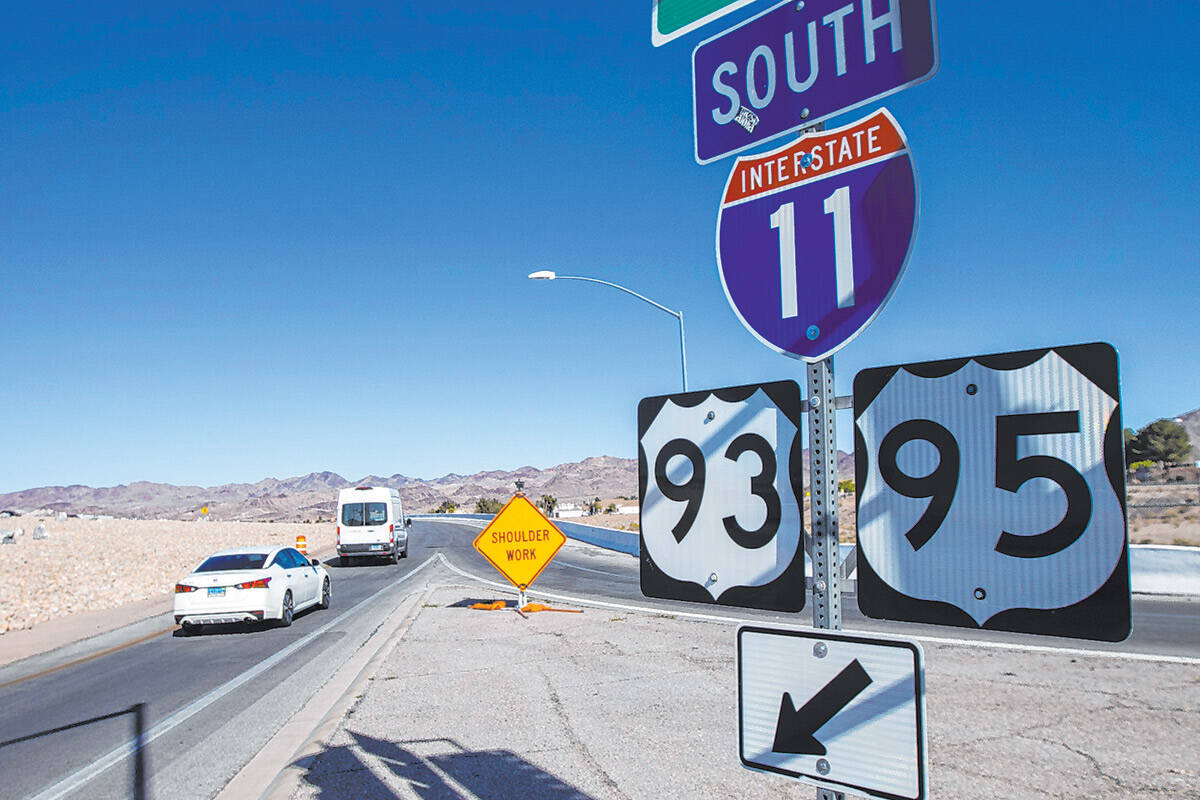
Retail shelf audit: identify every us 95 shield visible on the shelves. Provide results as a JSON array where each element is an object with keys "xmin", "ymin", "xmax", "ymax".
[{"xmin": 853, "ymin": 342, "xmax": 1130, "ymax": 642}]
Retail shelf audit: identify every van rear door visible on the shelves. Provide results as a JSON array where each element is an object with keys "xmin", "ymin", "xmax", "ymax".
[{"xmin": 340, "ymin": 500, "xmax": 392, "ymax": 551}]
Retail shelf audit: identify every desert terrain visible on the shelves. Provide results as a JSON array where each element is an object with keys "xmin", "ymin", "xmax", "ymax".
[
  {"xmin": 4, "ymin": 495, "xmax": 1195, "ymax": 636},
  {"xmin": 0, "ymin": 517, "xmax": 334, "ymax": 634}
]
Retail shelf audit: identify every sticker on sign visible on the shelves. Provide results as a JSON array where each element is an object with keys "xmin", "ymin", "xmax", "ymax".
[{"xmin": 692, "ymin": 0, "xmax": 938, "ymax": 163}]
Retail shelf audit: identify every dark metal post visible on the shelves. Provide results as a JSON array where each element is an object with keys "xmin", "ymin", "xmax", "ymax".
[{"xmin": 132, "ymin": 703, "xmax": 148, "ymax": 800}]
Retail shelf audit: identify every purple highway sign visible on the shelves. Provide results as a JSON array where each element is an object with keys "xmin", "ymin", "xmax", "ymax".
[
  {"xmin": 692, "ymin": 0, "xmax": 937, "ymax": 164},
  {"xmin": 716, "ymin": 108, "xmax": 916, "ymax": 362}
]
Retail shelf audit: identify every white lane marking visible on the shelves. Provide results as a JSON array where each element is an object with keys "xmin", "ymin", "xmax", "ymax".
[
  {"xmin": 422, "ymin": 518, "xmax": 626, "ymax": 576},
  {"xmin": 28, "ymin": 555, "xmax": 442, "ymax": 800},
  {"xmin": 418, "ymin": 517, "xmax": 486, "ymax": 529},
  {"xmin": 436, "ymin": 556, "xmax": 1200, "ymax": 666}
]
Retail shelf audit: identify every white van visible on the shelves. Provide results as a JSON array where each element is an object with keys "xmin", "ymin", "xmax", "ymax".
[{"xmin": 336, "ymin": 486, "xmax": 410, "ymax": 565}]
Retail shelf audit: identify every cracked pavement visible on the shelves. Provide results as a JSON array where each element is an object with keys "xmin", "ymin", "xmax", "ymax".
[{"xmin": 290, "ymin": 582, "xmax": 1199, "ymax": 799}]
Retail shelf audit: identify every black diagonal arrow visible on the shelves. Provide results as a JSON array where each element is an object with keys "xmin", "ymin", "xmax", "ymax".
[{"xmin": 772, "ymin": 658, "xmax": 873, "ymax": 756}]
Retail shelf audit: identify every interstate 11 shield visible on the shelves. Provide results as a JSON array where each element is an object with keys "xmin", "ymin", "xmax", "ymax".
[
  {"xmin": 853, "ymin": 343, "xmax": 1130, "ymax": 642},
  {"xmin": 639, "ymin": 381, "xmax": 806, "ymax": 611},
  {"xmin": 717, "ymin": 108, "xmax": 916, "ymax": 362}
]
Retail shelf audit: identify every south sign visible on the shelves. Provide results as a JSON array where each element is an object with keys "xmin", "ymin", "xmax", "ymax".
[
  {"xmin": 716, "ymin": 108, "xmax": 916, "ymax": 362},
  {"xmin": 692, "ymin": 0, "xmax": 937, "ymax": 164}
]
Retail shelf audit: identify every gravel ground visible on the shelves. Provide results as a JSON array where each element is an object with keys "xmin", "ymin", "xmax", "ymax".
[{"xmin": 0, "ymin": 517, "xmax": 334, "ymax": 633}]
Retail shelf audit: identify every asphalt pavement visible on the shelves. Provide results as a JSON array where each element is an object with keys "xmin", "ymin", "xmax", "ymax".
[
  {"xmin": 1, "ymin": 518, "xmax": 1197, "ymax": 799},
  {"xmin": 0, "ymin": 545, "xmax": 436, "ymax": 800},
  {"xmin": 283, "ymin": 527, "xmax": 1200, "ymax": 799}
]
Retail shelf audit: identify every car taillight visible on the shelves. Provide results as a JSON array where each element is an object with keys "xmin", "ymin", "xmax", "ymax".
[
  {"xmin": 234, "ymin": 578, "xmax": 271, "ymax": 589},
  {"xmin": 174, "ymin": 584, "xmax": 197, "ymax": 593}
]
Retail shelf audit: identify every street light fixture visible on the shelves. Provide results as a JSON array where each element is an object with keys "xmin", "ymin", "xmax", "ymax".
[{"xmin": 527, "ymin": 270, "xmax": 688, "ymax": 391}]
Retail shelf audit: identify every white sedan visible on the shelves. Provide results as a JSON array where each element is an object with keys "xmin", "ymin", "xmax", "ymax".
[{"xmin": 174, "ymin": 545, "xmax": 330, "ymax": 634}]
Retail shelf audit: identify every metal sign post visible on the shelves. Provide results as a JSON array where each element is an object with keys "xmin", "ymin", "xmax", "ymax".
[
  {"xmin": 808, "ymin": 357, "xmax": 841, "ymax": 632},
  {"xmin": 807, "ymin": 356, "xmax": 843, "ymax": 800}
]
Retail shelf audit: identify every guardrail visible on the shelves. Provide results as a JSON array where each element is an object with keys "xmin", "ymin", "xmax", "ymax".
[{"xmin": 414, "ymin": 515, "xmax": 1200, "ymax": 597}]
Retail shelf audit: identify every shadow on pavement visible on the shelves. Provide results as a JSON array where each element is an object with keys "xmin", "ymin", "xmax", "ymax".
[
  {"xmin": 300, "ymin": 732, "xmax": 597, "ymax": 800},
  {"xmin": 447, "ymin": 598, "xmax": 516, "ymax": 609},
  {"xmin": 324, "ymin": 557, "xmax": 401, "ymax": 569},
  {"xmin": 0, "ymin": 702, "xmax": 148, "ymax": 799}
]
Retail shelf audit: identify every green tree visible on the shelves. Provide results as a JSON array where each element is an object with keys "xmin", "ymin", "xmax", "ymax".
[
  {"xmin": 587, "ymin": 497, "xmax": 601, "ymax": 515},
  {"xmin": 1127, "ymin": 419, "xmax": 1192, "ymax": 467},
  {"xmin": 539, "ymin": 494, "xmax": 557, "ymax": 516},
  {"xmin": 837, "ymin": 479, "xmax": 855, "ymax": 494},
  {"xmin": 604, "ymin": 503, "xmax": 617, "ymax": 514},
  {"xmin": 435, "ymin": 500, "xmax": 457, "ymax": 514},
  {"xmin": 475, "ymin": 497, "xmax": 503, "ymax": 514}
]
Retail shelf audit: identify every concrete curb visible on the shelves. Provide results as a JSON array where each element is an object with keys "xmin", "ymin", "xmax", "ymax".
[{"xmin": 216, "ymin": 585, "xmax": 433, "ymax": 800}]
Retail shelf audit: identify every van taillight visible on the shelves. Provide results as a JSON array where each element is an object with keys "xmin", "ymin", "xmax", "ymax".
[
  {"xmin": 389, "ymin": 524, "xmax": 394, "ymax": 534},
  {"xmin": 336, "ymin": 526, "xmax": 340, "ymax": 545}
]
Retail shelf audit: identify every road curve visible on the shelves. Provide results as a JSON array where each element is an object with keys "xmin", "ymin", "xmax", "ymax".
[{"xmin": 0, "ymin": 519, "xmax": 1195, "ymax": 800}]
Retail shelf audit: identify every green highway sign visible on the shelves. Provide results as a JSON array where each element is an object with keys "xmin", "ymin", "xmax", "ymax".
[{"xmin": 652, "ymin": 0, "xmax": 758, "ymax": 46}]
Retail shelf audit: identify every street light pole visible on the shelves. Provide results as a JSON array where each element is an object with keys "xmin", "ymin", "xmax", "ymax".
[{"xmin": 528, "ymin": 270, "xmax": 688, "ymax": 391}]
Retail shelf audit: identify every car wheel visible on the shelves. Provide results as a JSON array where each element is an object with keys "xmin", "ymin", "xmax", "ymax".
[
  {"xmin": 318, "ymin": 578, "xmax": 331, "ymax": 609},
  {"xmin": 401, "ymin": 546, "xmax": 408, "ymax": 559},
  {"xmin": 391, "ymin": 546, "xmax": 400, "ymax": 565},
  {"xmin": 279, "ymin": 590, "xmax": 294, "ymax": 627}
]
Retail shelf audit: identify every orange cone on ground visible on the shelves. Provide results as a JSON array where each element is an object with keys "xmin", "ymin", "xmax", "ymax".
[{"xmin": 295, "ymin": 534, "xmax": 307, "ymax": 554}]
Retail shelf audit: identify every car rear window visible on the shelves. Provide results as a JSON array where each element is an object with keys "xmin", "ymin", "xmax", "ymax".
[
  {"xmin": 196, "ymin": 553, "xmax": 268, "ymax": 572},
  {"xmin": 342, "ymin": 502, "xmax": 388, "ymax": 526}
]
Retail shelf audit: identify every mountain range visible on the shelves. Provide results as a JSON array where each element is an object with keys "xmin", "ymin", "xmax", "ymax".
[{"xmin": 0, "ymin": 451, "xmax": 855, "ymax": 522}]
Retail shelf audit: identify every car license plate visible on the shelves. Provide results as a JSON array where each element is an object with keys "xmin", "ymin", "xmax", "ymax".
[
  {"xmin": 208, "ymin": 587, "xmax": 226, "ymax": 597},
  {"xmin": 370, "ymin": 544, "xmax": 383, "ymax": 551}
]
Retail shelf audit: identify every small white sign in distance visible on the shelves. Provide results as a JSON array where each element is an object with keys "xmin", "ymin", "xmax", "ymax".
[
  {"xmin": 639, "ymin": 381, "xmax": 806, "ymax": 612},
  {"xmin": 738, "ymin": 626, "xmax": 927, "ymax": 800}
]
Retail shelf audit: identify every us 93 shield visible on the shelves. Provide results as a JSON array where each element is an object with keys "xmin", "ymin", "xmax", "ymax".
[
  {"xmin": 639, "ymin": 381, "xmax": 806, "ymax": 612},
  {"xmin": 853, "ymin": 343, "xmax": 1130, "ymax": 642}
]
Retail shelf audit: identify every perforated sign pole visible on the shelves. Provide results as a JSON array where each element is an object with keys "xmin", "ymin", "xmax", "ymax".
[
  {"xmin": 800, "ymin": 119, "xmax": 843, "ymax": 800},
  {"xmin": 808, "ymin": 356, "xmax": 844, "ymax": 800},
  {"xmin": 809, "ymin": 357, "xmax": 841, "ymax": 633}
]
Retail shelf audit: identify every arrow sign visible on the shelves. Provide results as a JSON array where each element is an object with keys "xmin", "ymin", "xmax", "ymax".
[
  {"xmin": 738, "ymin": 626, "xmax": 927, "ymax": 800},
  {"xmin": 772, "ymin": 658, "xmax": 872, "ymax": 755}
]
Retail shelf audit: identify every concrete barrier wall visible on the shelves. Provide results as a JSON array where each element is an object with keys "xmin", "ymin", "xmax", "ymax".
[
  {"xmin": 412, "ymin": 513, "xmax": 639, "ymax": 554},
  {"xmin": 1129, "ymin": 545, "xmax": 1200, "ymax": 595},
  {"xmin": 552, "ymin": 519, "xmax": 639, "ymax": 555},
  {"xmin": 415, "ymin": 515, "xmax": 1200, "ymax": 597}
]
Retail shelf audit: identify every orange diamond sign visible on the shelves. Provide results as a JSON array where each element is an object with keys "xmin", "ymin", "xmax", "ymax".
[{"xmin": 473, "ymin": 494, "xmax": 567, "ymax": 590}]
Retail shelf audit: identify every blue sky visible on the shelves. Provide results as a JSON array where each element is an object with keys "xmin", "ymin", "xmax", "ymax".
[{"xmin": 2, "ymin": 2, "xmax": 1198, "ymax": 492}]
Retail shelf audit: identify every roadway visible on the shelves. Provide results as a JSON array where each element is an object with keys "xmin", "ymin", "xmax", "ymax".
[{"xmin": 0, "ymin": 519, "xmax": 1195, "ymax": 799}]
